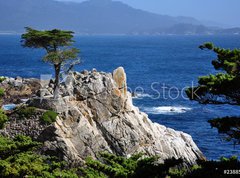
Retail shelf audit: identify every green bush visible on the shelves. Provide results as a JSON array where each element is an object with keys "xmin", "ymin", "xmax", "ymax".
[
  {"xmin": 81, "ymin": 153, "xmax": 240, "ymax": 178},
  {"xmin": 0, "ymin": 109, "xmax": 8, "ymax": 129},
  {"xmin": 41, "ymin": 110, "xmax": 58, "ymax": 124},
  {"xmin": 1, "ymin": 135, "xmax": 239, "ymax": 178},
  {"xmin": 17, "ymin": 107, "xmax": 36, "ymax": 119},
  {"xmin": 0, "ymin": 88, "xmax": 4, "ymax": 97},
  {"xmin": 183, "ymin": 156, "xmax": 240, "ymax": 178},
  {"xmin": 0, "ymin": 135, "xmax": 78, "ymax": 178},
  {"xmin": 82, "ymin": 152, "xmax": 183, "ymax": 178}
]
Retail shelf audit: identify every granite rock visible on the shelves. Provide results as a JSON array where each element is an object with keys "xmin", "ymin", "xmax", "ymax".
[{"xmin": 32, "ymin": 67, "xmax": 205, "ymax": 166}]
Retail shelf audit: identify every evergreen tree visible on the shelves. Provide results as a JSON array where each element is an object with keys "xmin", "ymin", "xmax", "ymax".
[
  {"xmin": 199, "ymin": 42, "xmax": 240, "ymax": 75},
  {"xmin": 21, "ymin": 27, "xmax": 80, "ymax": 98},
  {"xmin": 186, "ymin": 43, "xmax": 240, "ymax": 103},
  {"xmin": 187, "ymin": 43, "xmax": 240, "ymax": 145}
]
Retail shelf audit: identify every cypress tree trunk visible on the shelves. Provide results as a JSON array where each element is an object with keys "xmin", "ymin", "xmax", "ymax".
[{"xmin": 54, "ymin": 63, "xmax": 61, "ymax": 99}]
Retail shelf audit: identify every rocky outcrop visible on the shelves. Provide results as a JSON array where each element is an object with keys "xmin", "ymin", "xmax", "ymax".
[
  {"xmin": 0, "ymin": 76, "xmax": 40, "ymax": 105},
  {"xmin": 28, "ymin": 67, "xmax": 204, "ymax": 166},
  {"xmin": 113, "ymin": 67, "xmax": 127, "ymax": 97}
]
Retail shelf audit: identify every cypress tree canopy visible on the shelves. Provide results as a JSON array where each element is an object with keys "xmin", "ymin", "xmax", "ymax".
[{"xmin": 21, "ymin": 27, "xmax": 74, "ymax": 52}]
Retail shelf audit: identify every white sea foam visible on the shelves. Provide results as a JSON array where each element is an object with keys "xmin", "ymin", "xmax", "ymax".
[
  {"xmin": 132, "ymin": 93, "xmax": 152, "ymax": 99},
  {"xmin": 143, "ymin": 106, "xmax": 192, "ymax": 115}
]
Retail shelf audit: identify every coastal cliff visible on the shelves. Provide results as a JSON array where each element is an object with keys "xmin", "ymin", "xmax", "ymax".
[{"xmin": 1, "ymin": 67, "xmax": 205, "ymax": 166}]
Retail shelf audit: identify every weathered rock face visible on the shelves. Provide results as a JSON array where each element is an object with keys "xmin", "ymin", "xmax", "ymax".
[
  {"xmin": 113, "ymin": 67, "xmax": 127, "ymax": 97},
  {"xmin": 0, "ymin": 77, "xmax": 40, "ymax": 105},
  {"xmin": 29, "ymin": 67, "xmax": 204, "ymax": 166}
]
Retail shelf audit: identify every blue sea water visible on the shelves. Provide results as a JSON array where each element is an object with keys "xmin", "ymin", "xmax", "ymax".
[{"xmin": 1, "ymin": 35, "xmax": 240, "ymax": 160}]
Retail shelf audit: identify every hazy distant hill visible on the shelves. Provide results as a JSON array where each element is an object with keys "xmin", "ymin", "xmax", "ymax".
[{"xmin": 0, "ymin": 0, "xmax": 239, "ymax": 35}]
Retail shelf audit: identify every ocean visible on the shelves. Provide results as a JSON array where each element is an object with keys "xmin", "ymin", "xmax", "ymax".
[{"xmin": 0, "ymin": 34, "xmax": 240, "ymax": 160}]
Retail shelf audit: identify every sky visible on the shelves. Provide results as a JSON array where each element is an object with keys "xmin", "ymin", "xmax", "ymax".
[{"xmin": 57, "ymin": 0, "xmax": 240, "ymax": 27}]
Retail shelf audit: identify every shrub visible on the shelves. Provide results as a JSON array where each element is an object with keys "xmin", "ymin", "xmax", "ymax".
[
  {"xmin": 0, "ymin": 135, "xmax": 78, "ymax": 178},
  {"xmin": 0, "ymin": 88, "xmax": 4, "ymax": 97},
  {"xmin": 183, "ymin": 156, "xmax": 240, "ymax": 178},
  {"xmin": 16, "ymin": 107, "xmax": 36, "ymax": 119},
  {"xmin": 82, "ymin": 152, "xmax": 183, "ymax": 178},
  {"xmin": 41, "ymin": 110, "xmax": 58, "ymax": 124},
  {"xmin": 0, "ymin": 109, "xmax": 8, "ymax": 129}
]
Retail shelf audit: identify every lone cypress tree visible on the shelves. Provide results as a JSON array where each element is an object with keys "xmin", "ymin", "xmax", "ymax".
[{"xmin": 21, "ymin": 27, "xmax": 80, "ymax": 98}]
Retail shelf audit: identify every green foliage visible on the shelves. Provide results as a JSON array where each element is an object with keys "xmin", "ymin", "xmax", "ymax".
[
  {"xmin": 166, "ymin": 156, "xmax": 240, "ymax": 178},
  {"xmin": 208, "ymin": 117, "xmax": 240, "ymax": 144},
  {"xmin": 0, "ymin": 135, "xmax": 78, "ymax": 178},
  {"xmin": 197, "ymin": 73, "xmax": 240, "ymax": 95},
  {"xmin": 183, "ymin": 156, "xmax": 240, "ymax": 178},
  {"xmin": 41, "ymin": 110, "xmax": 58, "ymax": 125},
  {"xmin": 43, "ymin": 47, "xmax": 79, "ymax": 65},
  {"xmin": 199, "ymin": 43, "xmax": 240, "ymax": 75},
  {"xmin": 21, "ymin": 27, "xmax": 80, "ymax": 98},
  {"xmin": 21, "ymin": 27, "xmax": 74, "ymax": 52},
  {"xmin": 0, "ymin": 88, "xmax": 4, "ymax": 97},
  {"xmin": 81, "ymin": 153, "xmax": 240, "ymax": 178},
  {"xmin": 21, "ymin": 27, "xmax": 79, "ymax": 67},
  {"xmin": 16, "ymin": 107, "xmax": 36, "ymax": 119},
  {"xmin": 187, "ymin": 43, "xmax": 240, "ymax": 102},
  {"xmin": 82, "ymin": 152, "xmax": 183, "ymax": 178},
  {"xmin": 198, "ymin": 73, "xmax": 235, "ymax": 87},
  {"xmin": 0, "ymin": 136, "xmax": 239, "ymax": 178},
  {"xmin": 199, "ymin": 42, "xmax": 214, "ymax": 50},
  {"xmin": 169, "ymin": 167, "xmax": 188, "ymax": 177},
  {"xmin": 0, "ymin": 135, "xmax": 40, "ymax": 160},
  {"xmin": 0, "ymin": 153, "xmax": 78, "ymax": 178},
  {"xmin": 0, "ymin": 109, "xmax": 8, "ymax": 129}
]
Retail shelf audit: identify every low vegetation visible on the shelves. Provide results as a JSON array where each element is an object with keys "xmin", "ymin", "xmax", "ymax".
[
  {"xmin": 82, "ymin": 152, "xmax": 183, "ymax": 178},
  {"xmin": 16, "ymin": 106, "xmax": 36, "ymax": 119},
  {"xmin": 0, "ymin": 135, "xmax": 239, "ymax": 178},
  {"xmin": 0, "ymin": 88, "xmax": 4, "ymax": 97},
  {"xmin": 183, "ymin": 156, "xmax": 240, "ymax": 178},
  {"xmin": 0, "ymin": 135, "xmax": 78, "ymax": 178},
  {"xmin": 41, "ymin": 110, "xmax": 58, "ymax": 125},
  {"xmin": 0, "ymin": 109, "xmax": 8, "ymax": 129}
]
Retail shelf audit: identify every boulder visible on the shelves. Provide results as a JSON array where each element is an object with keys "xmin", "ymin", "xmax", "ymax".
[
  {"xmin": 113, "ymin": 67, "xmax": 127, "ymax": 97},
  {"xmin": 0, "ymin": 77, "xmax": 41, "ymax": 105}
]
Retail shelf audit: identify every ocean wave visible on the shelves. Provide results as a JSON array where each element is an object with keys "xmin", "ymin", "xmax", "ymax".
[
  {"xmin": 142, "ymin": 106, "xmax": 192, "ymax": 115},
  {"xmin": 132, "ymin": 92, "xmax": 153, "ymax": 99}
]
